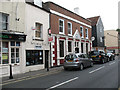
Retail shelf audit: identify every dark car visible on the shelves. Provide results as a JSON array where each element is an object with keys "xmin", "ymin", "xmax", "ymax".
[
  {"xmin": 63, "ymin": 53, "xmax": 93, "ymax": 70},
  {"xmin": 88, "ymin": 50, "xmax": 108, "ymax": 64},
  {"xmin": 106, "ymin": 53, "xmax": 115, "ymax": 61}
]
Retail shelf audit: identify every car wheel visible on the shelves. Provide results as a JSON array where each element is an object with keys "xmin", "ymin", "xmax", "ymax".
[
  {"xmin": 90, "ymin": 62, "xmax": 93, "ymax": 67},
  {"xmin": 80, "ymin": 64, "xmax": 84, "ymax": 70}
]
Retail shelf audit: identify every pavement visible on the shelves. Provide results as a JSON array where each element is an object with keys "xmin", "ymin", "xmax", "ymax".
[{"xmin": 2, "ymin": 66, "xmax": 63, "ymax": 84}]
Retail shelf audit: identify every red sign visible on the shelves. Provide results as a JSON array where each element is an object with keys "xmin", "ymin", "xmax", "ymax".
[
  {"xmin": 49, "ymin": 29, "xmax": 51, "ymax": 34},
  {"xmin": 48, "ymin": 37, "xmax": 53, "ymax": 42}
]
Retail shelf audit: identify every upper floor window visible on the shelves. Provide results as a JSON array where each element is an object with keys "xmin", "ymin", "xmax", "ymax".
[
  {"xmin": 35, "ymin": 23, "xmax": 42, "ymax": 39},
  {"xmin": 80, "ymin": 26, "xmax": 84, "ymax": 38},
  {"xmin": 85, "ymin": 28, "xmax": 88, "ymax": 39},
  {"xmin": 0, "ymin": 13, "xmax": 9, "ymax": 30},
  {"xmin": 68, "ymin": 22, "xmax": 72, "ymax": 35},
  {"xmin": 59, "ymin": 19, "xmax": 64, "ymax": 34}
]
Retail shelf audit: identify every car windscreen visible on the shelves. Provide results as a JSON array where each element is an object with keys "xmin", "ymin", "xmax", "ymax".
[
  {"xmin": 89, "ymin": 51, "xmax": 99, "ymax": 56},
  {"xmin": 65, "ymin": 54, "xmax": 75, "ymax": 60}
]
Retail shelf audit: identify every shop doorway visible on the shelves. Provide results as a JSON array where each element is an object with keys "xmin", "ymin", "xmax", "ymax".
[{"xmin": 45, "ymin": 50, "xmax": 49, "ymax": 68}]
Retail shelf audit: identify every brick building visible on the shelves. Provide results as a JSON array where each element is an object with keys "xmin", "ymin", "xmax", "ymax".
[{"xmin": 44, "ymin": 2, "xmax": 92, "ymax": 67}]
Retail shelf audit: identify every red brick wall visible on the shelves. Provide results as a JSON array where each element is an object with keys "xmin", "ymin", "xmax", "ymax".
[
  {"xmin": 49, "ymin": 2, "xmax": 91, "ymax": 26},
  {"xmin": 50, "ymin": 14, "xmax": 92, "ymax": 40}
]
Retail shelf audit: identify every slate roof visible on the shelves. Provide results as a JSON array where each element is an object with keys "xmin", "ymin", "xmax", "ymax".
[{"xmin": 87, "ymin": 16, "xmax": 100, "ymax": 26}]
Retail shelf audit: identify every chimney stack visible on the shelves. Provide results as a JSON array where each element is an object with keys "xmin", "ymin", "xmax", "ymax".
[{"xmin": 74, "ymin": 7, "xmax": 79, "ymax": 15}]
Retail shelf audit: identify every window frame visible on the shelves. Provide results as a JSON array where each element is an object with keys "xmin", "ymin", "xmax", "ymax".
[
  {"xmin": 0, "ymin": 13, "xmax": 9, "ymax": 30},
  {"xmin": 67, "ymin": 22, "xmax": 72, "ymax": 36},
  {"xmin": 34, "ymin": 22, "xmax": 43, "ymax": 40},
  {"xmin": 59, "ymin": 40, "xmax": 65, "ymax": 58},
  {"xmin": 80, "ymin": 26, "xmax": 84, "ymax": 38},
  {"xmin": 85, "ymin": 28, "xmax": 88, "ymax": 39},
  {"xmin": 59, "ymin": 19, "xmax": 64, "ymax": 34},
  {"xmin": 0, "ymin": 41, "xmax": 20, "ymax": 65},
  {"xmin": 68, "ymin": 41, "xmax": 72, "ymax": 52}
]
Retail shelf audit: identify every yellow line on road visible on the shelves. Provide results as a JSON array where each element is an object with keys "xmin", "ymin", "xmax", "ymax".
[{"xmin": 1, "ymin": 70, "xmax": 62, "ymax": 86}]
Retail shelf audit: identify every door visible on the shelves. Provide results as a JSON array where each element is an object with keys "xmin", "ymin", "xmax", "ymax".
[{"xmin": 45, "ymin": 50, "xmax": 49, "ymax": 68}]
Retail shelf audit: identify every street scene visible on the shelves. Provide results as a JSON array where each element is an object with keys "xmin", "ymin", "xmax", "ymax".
[
  {"xmin": 0, "ymin": 0, "xmax": 120, "ymax": 90},
  {"xmin": 1, "ymin": 56, "xmax": 120, "ymax": 89}
]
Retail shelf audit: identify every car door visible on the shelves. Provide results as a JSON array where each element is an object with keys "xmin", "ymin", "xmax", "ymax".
[{"xmin": 83, "ymin": 54, "xmax": 90, "ymax": 67}]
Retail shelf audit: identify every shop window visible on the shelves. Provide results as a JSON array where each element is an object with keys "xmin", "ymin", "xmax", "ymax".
[
  {"xmin": 2, "ymin": 42, "xmax": 9, "ymax": 64},
  {"xmin": 35, "ymin": 23, "xmax": 42, "ymax": 39},
  {"xmin": 68, "ymin": 41, "xmax": 72, "ymax": 52},
  {"xmin": 59, "ymin": 19, "xmax": 64, "ymax": 34},
  {"xmin": 11, "ymin": 41, "xmax": 15, "ymax": 46},
  {"xmin": 59, "ymin": 41, "xmax": 64, "ymax": 57},
  {"xmin": 26, "ymin": 50, "xmax": 43, "ymax": 66},
  {"xmin": 11, "ymin": 48, "xmax": 19, "ymax": 63},
  {"xmin": 0, "ymin": 13, "xmax": 9, "ymax": 30},
  {"xmin": 68, "ymin": 22, "xmax": 72, "ymax": 35}
]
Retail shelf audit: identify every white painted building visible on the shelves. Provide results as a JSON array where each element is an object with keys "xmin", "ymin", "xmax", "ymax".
[{"xmin": 0, "ymin": 0, "xmax": 50, "ymax": 77}]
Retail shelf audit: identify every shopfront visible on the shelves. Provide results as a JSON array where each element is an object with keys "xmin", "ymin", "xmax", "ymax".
[{"xmin": 0, "ymin": 32, "xmax": 26, "ymax": 76}]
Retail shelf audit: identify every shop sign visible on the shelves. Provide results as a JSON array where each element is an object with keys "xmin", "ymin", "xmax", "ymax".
[
  {"xmin": 0, "ymin": 33, "xmax": 26, "ymax": 41},
  {"xmin": 35, "ymin": 45, "xmax": 42, "ymax": 49}
]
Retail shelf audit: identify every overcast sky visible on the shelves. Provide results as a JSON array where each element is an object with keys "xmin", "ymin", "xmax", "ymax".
[{"xmin": 42, "ymin": 0, "xmax": 119, "ymax": 30}]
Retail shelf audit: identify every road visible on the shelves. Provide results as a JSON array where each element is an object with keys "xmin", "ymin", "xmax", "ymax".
[{"xmin": 2, "ymin": 56, "xmax": 120, "ymax": 90}]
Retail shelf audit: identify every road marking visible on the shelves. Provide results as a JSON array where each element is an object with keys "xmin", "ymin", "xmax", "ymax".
[
  {"xmin": 1, "ymin": 70, "xmax": 62, "ymax": 86},
  {"xmin": 89, "ymin": 66, "xmax": 105, "ymax": 74},
  {"xmin": 109, "ymin": 61, "xmax": 116, "ymax": 65},
  {"xmin": 46, "ymin": 77, "xmax": 78, "ymax": 90}
]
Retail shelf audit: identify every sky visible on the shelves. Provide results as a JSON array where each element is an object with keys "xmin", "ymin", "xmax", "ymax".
[{"xmin": 42, "ymin": 0, "xmax": 119, "ymax": 30}]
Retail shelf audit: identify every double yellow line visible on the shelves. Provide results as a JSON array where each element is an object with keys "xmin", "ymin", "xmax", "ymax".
[{"xmin": 1, "ymin": 69, "xmax": 62, "ymax": 86}]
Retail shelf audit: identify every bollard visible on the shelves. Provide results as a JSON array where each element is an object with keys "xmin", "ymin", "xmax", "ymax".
[
  {"xmin": 9, "ymin": 64, "xmax": 13, "ymax": 79},
  {"xmin": 47, "ymin": 60, "xmax": 49, "ymax": 71}
]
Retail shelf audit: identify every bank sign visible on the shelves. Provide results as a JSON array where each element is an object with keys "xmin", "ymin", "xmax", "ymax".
[{"xmin": 0, "ymin": 33, "xmax": 26, "ymax": 41}]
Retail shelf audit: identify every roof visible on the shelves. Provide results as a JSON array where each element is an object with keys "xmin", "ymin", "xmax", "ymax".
[
  {"xmin": 87, "ymin": 16, "xmax": 100, "ymax": 26},
  {"xmin": 45, "ymin": 1, "xmax": 91, "ymax": 23}
]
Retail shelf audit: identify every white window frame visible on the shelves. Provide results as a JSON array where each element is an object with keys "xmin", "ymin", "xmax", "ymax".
[
  {"xmin": 0, "ymin": 13, "xmax": 9, "ymax": 30},
  {"xmin": 0, "ymin": 41, "xmax": 20, "ymax": 65},
  {"xmin": 67, "ymin": 22, "xmax": 72, "ymax": 36},
  {"xmin": 59, "ymin": 19, "xmax": 64, "ymax": 34},
  {"xmin": 34, "ymin": 22, "xmax": 43, "ymax": 40},
  {"xmin": 59, "ymin": 40, "xmax": 65, "ymax": 58},
  {"xmin": 80, "ymin": 26, "xmax": 84, "ymax": 38},
  {"xmin": 85, "ymin": 28, "xmax": 88, "ymax": 39},
  {"xmin": 68, "ymin": 41, "xmax": 72, "ymax": 52}
]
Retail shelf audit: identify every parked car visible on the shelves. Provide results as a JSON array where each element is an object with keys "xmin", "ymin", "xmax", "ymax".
[
  {"xmin": 106, "ymin": 53, "xmax": 115, "ymax": 61},
  {"xmin": 63, "ymin": 53, "xmax": 93, "ymax": 70},
  {"xmin": 88, "ymin": 50, "xmax": 108, "ymax": 64}
]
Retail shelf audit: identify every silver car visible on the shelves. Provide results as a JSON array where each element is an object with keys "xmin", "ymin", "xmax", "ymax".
[{"xmin": 63, "ymin": 53, "xmax": 93, "ymax": 70}]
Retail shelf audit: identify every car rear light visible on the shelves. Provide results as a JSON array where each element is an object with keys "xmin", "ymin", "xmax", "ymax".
[
  {"xmin": 99, "ymin": 55, "xmax": 101, "ymax": 58},
  {"xmin": 75, "ymin": 60, "xmax": 79, "ymax": 62}
]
